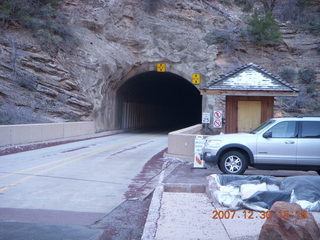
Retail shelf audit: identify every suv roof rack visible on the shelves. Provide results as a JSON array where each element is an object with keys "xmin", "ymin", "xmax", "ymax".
[{"xmin": 297, "ymin": 115, "xmax": 320, "ymax": 118}]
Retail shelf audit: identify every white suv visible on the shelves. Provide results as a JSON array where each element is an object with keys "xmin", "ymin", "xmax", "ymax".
[{"xmin": 202, "ymin": 116, "xmax": 320, "ymax": 175}]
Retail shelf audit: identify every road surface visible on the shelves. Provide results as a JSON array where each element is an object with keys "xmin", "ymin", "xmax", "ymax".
[{"xmin": 0, "ymin": 132, "xmax": 168, "ymax": 227}]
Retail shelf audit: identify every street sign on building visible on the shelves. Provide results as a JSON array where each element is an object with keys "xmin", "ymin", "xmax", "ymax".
[
  {"xmin": 213, "ymin": 110, "xmax": 222, "ymax": 128},
  {"xmin": 192, "ymin": 74, "xmax": 201, "ymax": 85},
  {"xmin": 202, "ymin": 112, "xmax": 210, "ymax": 124},
  {"xmin": 193, "ymin": 135, "xmax": 206, "ymax": 168},
  {"xmin": 157, "ymin": 63, "xmax": 166, "ymax": 72}
]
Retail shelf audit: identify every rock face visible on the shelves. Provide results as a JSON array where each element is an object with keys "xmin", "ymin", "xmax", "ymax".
[
  {"xmin": 0, "ymin": 0, "xmax": 319, "ymax": 130},
  {"xmin": 0, "ymin": 33, "xmax": 93, "ymax": 124},
  {"xmin": 259, "ymin": 201, "xmax": 320, "ymax": 240}
]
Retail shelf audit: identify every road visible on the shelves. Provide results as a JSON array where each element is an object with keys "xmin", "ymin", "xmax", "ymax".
[{"xmin": 0, "ymin": 132, "xmax": 168, "ymax": 229}]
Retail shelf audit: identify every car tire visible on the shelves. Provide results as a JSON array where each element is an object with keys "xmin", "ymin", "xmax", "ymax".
[
  {"xmin": 317, "ymin": 170, "xmax": 320, "ymax": 175},
  {"xmin": 219, "ymin": 151, "xmax": 248, "ymax": 175}
]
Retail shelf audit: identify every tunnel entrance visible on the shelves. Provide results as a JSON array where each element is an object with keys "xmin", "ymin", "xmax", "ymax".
[{"xmin": 116, "ymin": 71, "xmax": 202, "ymax": 131}]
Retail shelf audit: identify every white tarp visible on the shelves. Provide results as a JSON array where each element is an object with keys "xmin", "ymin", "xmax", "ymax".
[{"xmin": 210, "ymin": 174, "xmax": 320, "ymax": 211}]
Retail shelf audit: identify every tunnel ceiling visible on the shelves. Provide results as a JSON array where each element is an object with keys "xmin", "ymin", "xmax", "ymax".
[{"xmin": 116, "ymin": 71, "xmax": 202, "ymax": 130}]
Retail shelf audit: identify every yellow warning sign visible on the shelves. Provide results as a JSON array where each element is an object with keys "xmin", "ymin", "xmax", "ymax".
[
  {"xmin": 192, "ymin": 74, "xmax": 201, "ymax": 85},
  {"xmin": 157, "ymin": 63, "xmax": 166, "ymax": 72}
]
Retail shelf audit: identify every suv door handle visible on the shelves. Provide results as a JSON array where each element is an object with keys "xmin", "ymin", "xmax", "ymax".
[{"xmin": 285, "ymin": 141, "xmax": 295, "ymax": 144}]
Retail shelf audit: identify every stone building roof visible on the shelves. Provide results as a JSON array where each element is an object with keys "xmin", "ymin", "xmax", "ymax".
[{"xmin": 204, "ymin": 63, "xmax": 299, "ymax": 93}]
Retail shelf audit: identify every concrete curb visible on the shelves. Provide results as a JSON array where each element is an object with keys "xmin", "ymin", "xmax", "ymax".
[
  {"xmin": 141, "ymin": 184, "xmax": 164, "ymax": 240},
  {"xmin": 140, "ymin": 161, "xmax": 181, "ymax": 240},
  {"xmin": 163, "ymin": 152, "xmax": 193, "ymax": 162},
  {"xmin": 164, "ymin": 183, "xmax": 206, "ymax": 193}
]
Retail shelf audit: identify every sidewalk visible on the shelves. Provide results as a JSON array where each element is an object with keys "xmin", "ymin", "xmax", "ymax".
[{"xmin": 142, "ymin": 163, "xmax": 320, "ymax": 240}]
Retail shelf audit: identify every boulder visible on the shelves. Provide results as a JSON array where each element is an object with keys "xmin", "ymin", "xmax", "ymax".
[{"xmin": 259, "ymin": 201, "xmax": 320, "ymax": 240}]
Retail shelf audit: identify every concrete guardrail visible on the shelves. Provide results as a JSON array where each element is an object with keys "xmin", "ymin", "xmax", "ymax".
[
  {"xmin": 166, "ymin": 124, "xmax": 206, "ymax": 161},
  {"xmin": 0, "ymin": 121, "xmax": 95, "ymax": 147}
]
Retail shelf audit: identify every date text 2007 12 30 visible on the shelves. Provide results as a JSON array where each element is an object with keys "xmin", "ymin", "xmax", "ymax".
[{"xmin": 212, "ymin": 210, "xmax": 308, "ymax": 220}]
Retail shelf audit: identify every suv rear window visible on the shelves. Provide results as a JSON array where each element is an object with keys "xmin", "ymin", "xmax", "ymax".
[{"xmin": 301, "ymin": 121, "xmax": 320, "ymax": 138}]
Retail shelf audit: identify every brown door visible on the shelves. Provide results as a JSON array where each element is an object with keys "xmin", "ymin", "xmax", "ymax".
[
  {"xmin": 226, "ymin": 96, "xmax": 274, "ymax": 133},
  {"xmin": 237, "ymin": 101, "xmax": 261, "ymax": 132}
]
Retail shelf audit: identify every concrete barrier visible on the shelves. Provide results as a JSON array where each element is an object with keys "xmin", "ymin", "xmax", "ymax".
[
  {"xmin": 166, "ymin": 124, "xmax": 207, "ymax": 161},
  {"xmin": 0, "ymin": 121, "xmax": 95, "ymax": 147}
]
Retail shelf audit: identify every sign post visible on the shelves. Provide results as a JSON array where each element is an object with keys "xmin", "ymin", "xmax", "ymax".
[
  {"xmin": 193, "ymin": 135, "xmax": 206, "ymax": 169},
  {"xmin": 213, "ymin": 110, "xmax": 223, "ymax": 128}
]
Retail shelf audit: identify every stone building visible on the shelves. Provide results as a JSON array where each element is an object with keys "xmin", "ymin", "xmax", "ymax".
[{"xmin": 201, "ymin": 63, "xmax": 299, "ymax": 133}]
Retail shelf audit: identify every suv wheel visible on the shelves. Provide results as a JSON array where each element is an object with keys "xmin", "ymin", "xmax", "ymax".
[{"xmin": 219, "ymin": 151, "xmax": 248, "ymax": 175}]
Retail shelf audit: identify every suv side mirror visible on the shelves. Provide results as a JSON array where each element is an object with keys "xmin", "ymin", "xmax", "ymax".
[{"xmin": 263, "ymin": 131, "xmax": 272, "ymax": 138}]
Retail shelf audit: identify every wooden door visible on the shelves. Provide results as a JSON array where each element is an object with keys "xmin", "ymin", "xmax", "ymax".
[
  {"xmin": 226, "ymin": 96, "xmax": 274, "ymax": 133},
  {"xmin": 237, "ymin": 101, "xmax": 261, "ymax": 132}
]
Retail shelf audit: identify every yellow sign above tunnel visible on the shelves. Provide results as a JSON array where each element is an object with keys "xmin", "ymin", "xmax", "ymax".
[
  {"xmin": 157, "ymin": 63, "xmax": 166, "ymax": 72},
  {"xmin": 192, "ymin": 74, "xmax": 201, "ymax": 85}
]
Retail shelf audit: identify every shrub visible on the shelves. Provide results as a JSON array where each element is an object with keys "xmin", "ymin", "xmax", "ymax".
[
  {"xmin": 235, "ymin": 0, "xmax": 248, "ymax": 5},
  {"xmin": 282, "ymin": 77, "xmax": 320, "ymax": 114},
  {"xmin": 282, "ymin": 97, "xmax": 303, "ymax": 113},
  {"xmin": 243, "ymin": 2, "xmax": 254, "ymax": 12},
  {"xmin": 62, "ymin": 112, "xmax": 80, "ymax": 121},
  {"xmin": 247, "ymin": 10, "xmax": 282, "ymax": 46},
  {"xmin": 145, "ymin": 0, "xmax": 160, "ymax": 13},
  {"xmin": 0, "ymin": 102, "xmax": 12, "ymax": 124},
  {"xmin": 0, "ymin": 102, "xmax": 48, "ymax": 124},
  {"xmin": 234, "ymin": 0, "xmax": 253, "ymax": 11},
  {"xmin": 260, "ymin": 0, "xmax": 278, "ymax": 13},
  {"xmin": 218, "ymin": 0, "xmax": 232, "ymax": 5},
  {"xmin": 305, "ymin": 83, "xmax": 318, "ymax": 95},
  {"xmin": 282, "ymin": 91, "xmax": 312, "ymax": 113},
  {"xmin": 279, "ymin": 68, "xmax": 296, "ymax": 82},
  {"xmin": 203, "ymin": 30, "xmax": 231, "ymax": 45},
  {"xmin": 0, "ymin": 0, "xmax": 77, "ymax": 55},
  {"xmin": 0, "ymin": 1, "xmax": 57, "ymax": 28},
  {"xmin": 275, "ymin": 0, "xmax": 320, "ymax": 36},
  {"xmin": 309, "ymin": 21, "xmax": 320, "ymax": 35},
  {"xmin": 298, "ymin": 67, "xmax": 316, "ymax": 84},
  {"xmin": 57, "ymin": 94, "xmax": 69, "ymax": 104},
  {"xmin": 296, "ymin": 0, "xmax": 314, "ymax": 8},
  {"xmin": 15, "ymin": 71, "xmax": 38, "ymax": 91}
]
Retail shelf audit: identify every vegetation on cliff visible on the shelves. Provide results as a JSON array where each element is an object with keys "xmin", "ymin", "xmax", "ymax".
[
  {"xmin": 247, "ymin": 10, "xmax": 281, "ymax": 46},
  {"xmin": 233, "ymin": 0, "xmax": 320, "ymax": 35},
  {"xmin": 0, "ymin": 0, "xmax": 77, "ymax": 55}
]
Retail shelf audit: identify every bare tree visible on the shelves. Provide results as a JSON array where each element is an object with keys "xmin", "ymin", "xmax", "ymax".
[{"xmin": 260, "ymin": 0, "xmax": 278, "ymax": 12}]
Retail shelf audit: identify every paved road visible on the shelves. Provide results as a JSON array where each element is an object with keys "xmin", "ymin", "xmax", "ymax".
[{"xmin": 0, "ymin": 132, "xmax": 168, "ymax": 228}]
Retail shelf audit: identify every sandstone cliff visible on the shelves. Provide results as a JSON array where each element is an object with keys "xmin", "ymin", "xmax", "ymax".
[{"xmin": 0, "ymin": 0, "xmax": 319, "ymax": 130}]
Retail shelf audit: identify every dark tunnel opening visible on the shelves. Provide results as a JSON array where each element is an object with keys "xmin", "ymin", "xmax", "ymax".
[{"xmin": 116, "ymin": 71, "xmax": 202, "ymax": 131}]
